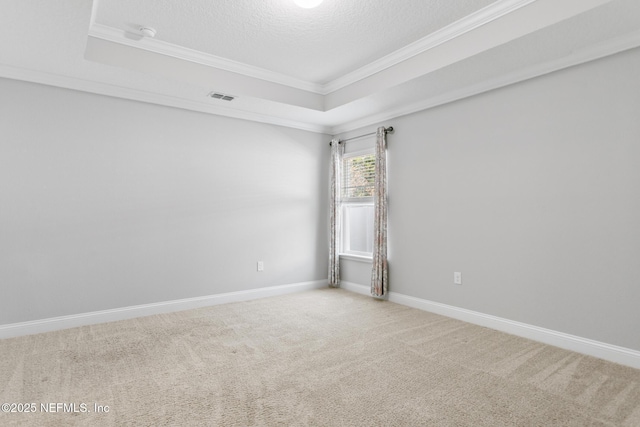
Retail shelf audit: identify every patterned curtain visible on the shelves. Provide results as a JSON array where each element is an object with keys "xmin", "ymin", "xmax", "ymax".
[
  {"xmin": 328, "ymin": 139, "xmax": 343, "ymax": 288},
  {"xmin": 371, "ymin": 127, "xmax": 388, "ymax": 297}
]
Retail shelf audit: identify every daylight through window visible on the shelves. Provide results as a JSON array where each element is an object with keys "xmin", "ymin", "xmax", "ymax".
[{"xmin": 341, "ymin": 150, "xmax": 375, "ymax": 258}]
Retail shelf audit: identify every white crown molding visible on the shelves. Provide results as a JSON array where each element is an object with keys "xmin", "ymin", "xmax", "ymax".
[
  {"xmin": 88, "ymin": 23, "xmax": 325, "ymax": 95},
  {"xmin": 331, "ymin": 30, "xmax": 640, "ymax": 135},
  {"xmin": 339, "ymin": 282, "xmax": 640, "ymax": 370},
  {"xmin": 88, "ymin": 0, "xmax": 536, "ymax": 97},
  {"xmin": 0, "ymin": 280, "xmax": 327, "ymax": 339},
  {"xmin": 323, "ymin": 0, "xmax": 537, "ymax": 94},
  {"xmin": 3, "ymin": 29, "xmax": 637, "ymax": 137},
  {"xmin": 0, "ymin": 64, "xmax": 331, "ymax": 134}
]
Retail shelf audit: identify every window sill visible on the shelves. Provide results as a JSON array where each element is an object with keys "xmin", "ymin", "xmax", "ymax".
[{"xmin": 339, "ymin": 254, "xmax": 373, "ymax": 263}]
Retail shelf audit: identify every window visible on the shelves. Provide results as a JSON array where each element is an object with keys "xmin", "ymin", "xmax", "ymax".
[{"xmin": 341, "ymin": 149, "xmax": 375, "ymax": 258}]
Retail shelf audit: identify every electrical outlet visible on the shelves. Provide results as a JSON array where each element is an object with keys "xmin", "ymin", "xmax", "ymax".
[
  {"xmin": 257, "ymin": 261, "xmax": 264, "ymax": 272},
  {"xmin": 454, "ymin": 272, "xmax": 462, "ymax": 285}
]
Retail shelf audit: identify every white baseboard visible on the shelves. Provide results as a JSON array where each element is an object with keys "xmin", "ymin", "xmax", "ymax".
[
  {"xmin": 0, "ymin": 280, "xmax": 327, "ymax": 339},
  {"xmin": 340, "ymin": 280, "xmax": 372, "ymax": 296},
  {"xmin": 340, "ymin": 281, "xmax": 640, "ymax": 370}
]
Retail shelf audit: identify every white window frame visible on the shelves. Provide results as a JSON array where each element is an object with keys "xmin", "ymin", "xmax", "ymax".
[{"xmin": 340, "ymin": 148, "xmax": 375, "ymax": 261}]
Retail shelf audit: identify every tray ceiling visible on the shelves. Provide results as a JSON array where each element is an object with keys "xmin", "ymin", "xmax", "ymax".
[
  {"xmin": 1, "ymin": 0, "xmax": 639, "ymax": 134},
  {"xmin": 93, "ymin": 0, "xmax": 497, "ymax": 84}
]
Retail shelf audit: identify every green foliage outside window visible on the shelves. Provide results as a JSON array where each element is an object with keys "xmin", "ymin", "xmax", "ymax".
[{"xmin": 343, "ymin": 154, "xmax": 375, "ymax": 199}]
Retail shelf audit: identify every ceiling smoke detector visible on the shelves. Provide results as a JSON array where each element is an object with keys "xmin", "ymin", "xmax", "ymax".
[{"xmin": 139, "ymin": 27, "xmax": 156, "ymax": 38}]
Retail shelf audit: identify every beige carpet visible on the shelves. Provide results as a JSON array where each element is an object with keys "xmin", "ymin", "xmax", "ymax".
[{"xmin": 1, "ymin": 288, "xmax": 639, "ymax": 426}]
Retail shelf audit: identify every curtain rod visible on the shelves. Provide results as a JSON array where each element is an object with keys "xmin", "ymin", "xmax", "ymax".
[{"xmin": 329, "ymin": 126, "xmax": 394, "ymax": 146}]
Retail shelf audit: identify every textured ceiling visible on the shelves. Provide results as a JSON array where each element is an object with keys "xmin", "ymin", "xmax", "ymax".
[
  {"xmin": 94, "ymin": 0, "xmax": 497, "ymax": 83},
  {"xmin": 1, "ymin": 0, "xmax": 639, "ymax": 134}
]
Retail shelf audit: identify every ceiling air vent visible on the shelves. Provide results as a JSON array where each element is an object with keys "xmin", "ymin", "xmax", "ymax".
[{"xmin": 208, "ymin": 91, "xmax": 235, "ymax": 101}]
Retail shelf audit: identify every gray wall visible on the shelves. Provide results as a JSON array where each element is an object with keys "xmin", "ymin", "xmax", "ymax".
[
  {"xmin": 340, "ymin": 48, "xmax": 640, "ymax": 351},
  {"xmin": 0, "ymin": 79, "xmax": 329, "ymax": 324}
]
